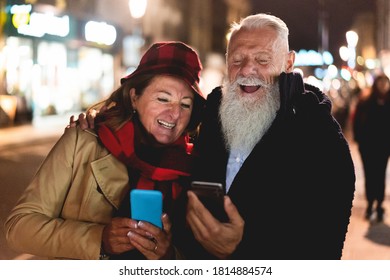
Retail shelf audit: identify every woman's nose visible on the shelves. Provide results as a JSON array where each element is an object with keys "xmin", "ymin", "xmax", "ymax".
[{"xmin": 168, "ymin": 103, "xmax": 181, "ymax": 118}]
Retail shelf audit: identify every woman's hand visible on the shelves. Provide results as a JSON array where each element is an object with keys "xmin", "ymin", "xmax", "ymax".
[
  {"xmin": 101, "ymin": 217, "xmax": 139, "ymax": 255},
  {"xmin": 127, "ymin": 213, "xmax": 174, "ymax": 259},
  {"xmin": 102, "ymin": 214, "xmax": 173, "ymax": 259}
]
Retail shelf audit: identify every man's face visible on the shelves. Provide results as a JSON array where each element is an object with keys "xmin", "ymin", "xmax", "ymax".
[{"xmin": 226, "ymin": 27, "xmax": 293, "ymax": 96}]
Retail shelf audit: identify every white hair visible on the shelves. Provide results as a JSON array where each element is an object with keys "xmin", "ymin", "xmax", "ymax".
[
  {"xmin": 219, "ymin": 77, "xmax": 280, "ymax": 154},
  {"xmin": 227, "ymin": 13, "xmax": 290, "ymax": 54}
]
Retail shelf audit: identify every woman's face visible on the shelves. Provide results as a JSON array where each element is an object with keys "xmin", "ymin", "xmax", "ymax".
[{"xmin": 131, "ymin": 75, "xmax": 194, "ymax": 145}]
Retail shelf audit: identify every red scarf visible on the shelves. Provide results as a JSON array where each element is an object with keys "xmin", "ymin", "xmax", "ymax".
[{"xmin": 98, "ymin": 120, "xmax": 192, "ymax": 200}]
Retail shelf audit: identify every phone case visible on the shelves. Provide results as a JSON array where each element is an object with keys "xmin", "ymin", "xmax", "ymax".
[
  {"xmin": 130, "ymin": 189, "xmax": 163, "ymax": 229},
  {"xmin": 190, "ymin": 181, "xmax": 228, "ymax": 222}
]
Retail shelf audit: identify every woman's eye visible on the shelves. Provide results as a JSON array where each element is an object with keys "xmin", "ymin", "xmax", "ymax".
[
  {"xmin": 181, "ymin": 103, "xmax": 191, "ymax": 109},
  {"xmin": 157, "ymin": 97, "xmax": 169, "ymax": 103}
]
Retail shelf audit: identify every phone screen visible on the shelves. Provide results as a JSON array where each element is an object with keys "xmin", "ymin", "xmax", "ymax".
[
  {"xmin": 130, "ymin": 189, "xmax": 163, "ymax": 229},
  {"xmin": 190, "ymin": 181, "xmax": 228, "ymax": 222}
]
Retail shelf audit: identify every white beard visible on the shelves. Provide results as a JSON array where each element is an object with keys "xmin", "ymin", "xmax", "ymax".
[{"xmin": 219, "ymin": 77, "xmax": 280, "ymax": 155}]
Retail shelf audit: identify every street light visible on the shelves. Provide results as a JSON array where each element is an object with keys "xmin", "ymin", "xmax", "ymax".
[
  {"xmin": 128, "ymin": 0, "xmax": 147, "ymax": 19},
  {"xmin": 339, "ymin": 46, "xmax": 349, "ymax": 62},
  {"xmin": 346, "ymin": 30, "xmax": 358, "ymax": 69},
  {"xmin": 123, "ymin": 0, "xmax": 148, "ymax": 69},
  {"xmin": 346, "ymin": 31, "xmax": 359, "ymax": 48}
]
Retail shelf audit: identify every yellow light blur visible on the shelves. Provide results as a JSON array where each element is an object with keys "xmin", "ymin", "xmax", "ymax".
[
  {"xmin": 12, "ymin": 12, "xmax": 30, "ymax": 28},
  {"xmin": 0, "ymin": 95, "xmax": 18, "ymax": 122},
  {"xmin": 356, "ymin": 56, "xmax": 364, "ymax": 66}
]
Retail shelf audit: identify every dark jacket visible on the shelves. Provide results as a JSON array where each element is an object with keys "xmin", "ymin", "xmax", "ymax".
[
  {"xmin": 188, "ymin": 84, "xmax": 356, "ymax": 260},
  {"xmin": 353, "ymin": 96, "xmax": 390, "ymax": 155}
]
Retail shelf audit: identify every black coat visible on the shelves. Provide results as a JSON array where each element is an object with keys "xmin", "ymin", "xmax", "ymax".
[
  {"xmin": 188, "ymin": 85, "xmax": 356, "ymax": 260},
  {"xmin": 353, "ymin": 97, "xmax": 390, "ymax": 155}
]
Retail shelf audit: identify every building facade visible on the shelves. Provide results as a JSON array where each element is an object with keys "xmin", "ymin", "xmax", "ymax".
[
  {"xmin": 376, "ymin": 0, "xmax": 390, "ymax": 77},
  {"xmin": 0, "ymin": 0, "xmax": 250, "ymax": 126}
]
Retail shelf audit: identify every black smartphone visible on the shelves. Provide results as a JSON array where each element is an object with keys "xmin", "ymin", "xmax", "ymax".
[{"xmin": 190, "ymin": 181, "xmax": 228, "ymax": 222}]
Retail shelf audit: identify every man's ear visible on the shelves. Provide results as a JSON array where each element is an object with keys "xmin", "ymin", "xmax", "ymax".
[{"xmin": 285, "ymin": 50, "xmax": 295, "ymax": 73}]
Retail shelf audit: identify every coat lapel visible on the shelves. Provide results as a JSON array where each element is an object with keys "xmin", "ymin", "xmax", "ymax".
[{"xmin": 91, "ymin": 154, "xmax": 130, "ymax": 209}]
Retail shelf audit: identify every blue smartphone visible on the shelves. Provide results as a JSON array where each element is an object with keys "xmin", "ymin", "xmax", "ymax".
[{"xmin": 130, "ymin": 189, "xmax": 163, "ymax": 229}]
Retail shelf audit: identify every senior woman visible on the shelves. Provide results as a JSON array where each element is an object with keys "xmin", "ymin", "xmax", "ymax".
[{"xmin": 5, "ymin": 42, "xmax": 205, "ymax": 260}]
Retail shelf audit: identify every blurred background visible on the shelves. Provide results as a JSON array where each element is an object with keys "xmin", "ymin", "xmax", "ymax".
[
  {"xmin": 0, "ymin": 0, "xmax": 388, "ymax": 130},
  {"xmin": 0, "ymin": 0, "xmax": 390, "ymax": 260}
]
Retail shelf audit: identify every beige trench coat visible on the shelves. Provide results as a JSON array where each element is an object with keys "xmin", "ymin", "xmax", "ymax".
[{"xmin": 5, "ymin": 127, "xmax": 129, "ymax": 259}]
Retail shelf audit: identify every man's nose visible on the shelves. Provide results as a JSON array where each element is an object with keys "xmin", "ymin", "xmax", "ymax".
[{"xmin": 240, "ymin": 59, "xmax": 258, "ymax": 76}]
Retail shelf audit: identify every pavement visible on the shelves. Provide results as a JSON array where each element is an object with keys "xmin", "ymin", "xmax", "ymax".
[
  {"xmin": 0, "ymin": 114, "xmax": 390, "ymax": 260},
  {"xmin": 0, "ymin": 114, "xmax": 71, "ymax": 148}
]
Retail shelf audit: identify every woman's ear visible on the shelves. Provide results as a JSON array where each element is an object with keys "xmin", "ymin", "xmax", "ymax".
[{"xmin": 129, "ymin": 88, "xmax": 137, "ymax": 110}]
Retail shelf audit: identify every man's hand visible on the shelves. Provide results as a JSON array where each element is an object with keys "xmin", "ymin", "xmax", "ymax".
[
  {"xmin": 67, "ymin": 106, "xmax": 107, "ymax": 130},
  {"xmin": 278, "ymin": 71, "xmax": 305, "ymax": 114},
  {"xmin": 186, "ymin": 191, "xmax": 244, "ymax": 259}
]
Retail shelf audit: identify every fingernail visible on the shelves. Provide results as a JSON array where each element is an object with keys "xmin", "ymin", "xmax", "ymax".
[
  {"xmin": 127, "ymin": 231, "xmax": 133, "ymax": 237},
  {"xmin": 137, "ymin": 221, "xmax": 144, "ymax": 227}
]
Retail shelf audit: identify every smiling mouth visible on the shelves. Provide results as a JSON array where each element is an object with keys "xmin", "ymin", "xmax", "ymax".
[
  {"xmin": 239, "ymin": 85, "xmax": 261, "ymax": 93},
  {"xmin": 157, "ymin": 120, "xmax": 176, "ymax": 129}
]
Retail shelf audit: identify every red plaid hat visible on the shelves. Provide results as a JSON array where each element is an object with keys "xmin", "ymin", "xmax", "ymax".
[{"xmin": 121, "ymin": 41, "xmax": 204, "ymax": 101}]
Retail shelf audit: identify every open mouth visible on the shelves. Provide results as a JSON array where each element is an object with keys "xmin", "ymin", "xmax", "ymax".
[
  {"xmin": 239, "ymin": 85, "xmax": 261, "ymax": 93},
  {"xmin": 157, "ymin": 119, "xmax": 176, "ymax": 129}
]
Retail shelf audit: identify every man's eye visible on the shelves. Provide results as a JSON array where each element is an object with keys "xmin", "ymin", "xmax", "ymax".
[{"xmin": 257, "ymin": 58, "xmax": 269, "ymax": 65}]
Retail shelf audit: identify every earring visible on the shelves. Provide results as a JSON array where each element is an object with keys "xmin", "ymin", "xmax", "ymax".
[{"xmin": 132, "ymin": 109, "xmax": 137, "ymax": 114}]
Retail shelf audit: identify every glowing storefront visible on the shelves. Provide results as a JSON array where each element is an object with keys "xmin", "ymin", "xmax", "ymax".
[{"xmin": 1, "ymin": 2, "xmax": 119, "ymax": 123}]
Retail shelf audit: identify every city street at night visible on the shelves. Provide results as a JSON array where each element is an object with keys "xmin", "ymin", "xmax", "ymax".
[
  {"xmin": 0, "ymin": 116, "xmax": 389, "ymax": 260},
  {"xmin": 1, "ymin": 3, "xmax": 390, "ymax": 280}
]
